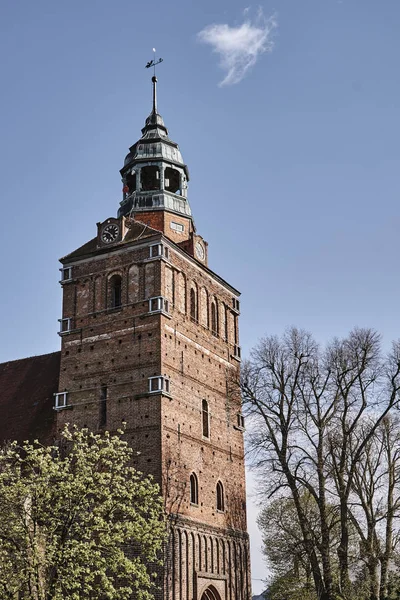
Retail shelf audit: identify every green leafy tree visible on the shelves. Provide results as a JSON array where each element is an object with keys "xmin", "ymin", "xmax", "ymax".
[
  {"xmin": 258, "ymin": 495, "xmax": 319, "ymax": 600},
  {"xmin": 0, "ymin": 426, "xmax": 165, "ymax": 600}
]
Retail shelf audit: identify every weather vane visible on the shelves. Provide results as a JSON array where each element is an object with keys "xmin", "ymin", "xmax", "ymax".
[{"xmin": 145, "ymin": 48, "xmax": 164, "ymax": 76}]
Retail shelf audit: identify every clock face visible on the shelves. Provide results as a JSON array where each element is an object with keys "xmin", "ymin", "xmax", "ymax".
[
  {"xmin": 195, "ymin": 241, "xmax": 205, "ymax": 261},
  {"xmin": 101, "ymin": 223, "xmax": 120, "ymax": 244}
]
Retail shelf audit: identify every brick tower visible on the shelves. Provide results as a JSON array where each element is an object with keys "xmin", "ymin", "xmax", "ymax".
[{"xmin": 56, "ymin": 75, "xmax": 251, "ymax": 600}]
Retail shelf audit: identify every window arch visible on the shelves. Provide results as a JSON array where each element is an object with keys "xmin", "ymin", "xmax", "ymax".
[
  {"xmin": 125, "ymin": 170, "xmax": 136, "ymax": 195},
  {"xmin": 109, "ymin": 274, "xmax": 122, "ymax": 308},
  {"xmin": 211, "ymin": 300, "xmax": 218, "ymax": 336},
  {"xmin": 141, "ymin": 165, "xmax": 160, "ymax": 191},
  {"xmin": 190, "ymin": 287, "xmax": 197, "ymax": 322},
  {"xmin": 190, "ymin": 472, "xmax": 198, "ymax": 505},
  {"xmin": 164, "ymin": 166, "xmax": 181, "ymax": 194},
  {"xmin": 201, "ymin": 586, "xmax": 222, "ymax": 600},
  {"xmin": 216, "ymin": 481, "xmax": 224, "ymax": 512},
  {"xmin": 202, "ymin": 399, "xmax": 210, "ymax": 438}
]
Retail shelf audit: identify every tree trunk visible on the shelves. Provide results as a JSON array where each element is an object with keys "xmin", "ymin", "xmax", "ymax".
[
  {"xmin": 380, "ymin": 523, "xmax": 392, "ymax": 600},
  {"xmin": 284, "ymin": 469, "xmax": 329, "ymax": 599},
  {"xmin": 368, "ymin": 555, "xmax": 380, "ymax": 600},
  {"xmin": 337, "ymin": 497, "xmax": 351, "ymax": 594},
  {"xmin": 380, "ymin": 445, "xmax": 395, "ymax": 600},
  {"xmin": 379, "ymin": 520, "xmax": 391, "ymax": 600},
  {"xmin": 318, "ymin": 470, "xmax": 335, "ymax": 599}
]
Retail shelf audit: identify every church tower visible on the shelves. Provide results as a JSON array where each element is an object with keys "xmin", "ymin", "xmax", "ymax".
[{"xmin": 56, "ymin": 75, "xmax": 251, "ymax": 600}]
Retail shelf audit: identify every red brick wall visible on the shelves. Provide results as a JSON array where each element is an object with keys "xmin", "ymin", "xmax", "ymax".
[
  {"xmin": 159, "ymin": 247, "xmax": 246, "ymax": 533},
  {"xmin": 134, "ymin": 210, "xmax": 194, "ymax": 245},
  {"xmin": 57, "ymin": 232, "xmax": 250, "ymax": 600}
]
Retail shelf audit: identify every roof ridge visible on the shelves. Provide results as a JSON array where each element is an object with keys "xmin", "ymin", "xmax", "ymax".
[{"xmin": 0, "ymin": 350, "xmax": 61, "ymax": 369}]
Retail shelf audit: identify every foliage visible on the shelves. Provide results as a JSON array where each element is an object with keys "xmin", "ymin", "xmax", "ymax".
[
  {"xmin": 267, "ymin": 573, "xmax": 317, "ymax": 600},
  {"xmin": 258, "ymin": 494, "xmax": 318, "ymax": 581},
  {"xmin": 0, "ymin": 426, "xmax": 165, "ymax": 600}
]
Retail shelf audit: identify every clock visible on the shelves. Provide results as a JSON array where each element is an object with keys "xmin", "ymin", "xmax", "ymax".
[
  {"xmin": 101, "ymin": 223, "xmax": 120, "ymax": 244},
  {"xmin": 195, "ymin": 241, "xmax": 205, "ymax": 261}
]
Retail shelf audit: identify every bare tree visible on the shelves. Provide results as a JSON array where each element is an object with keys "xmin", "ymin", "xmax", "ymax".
[
  {"xmin": 258, "ymin": 493, "xmax": 325, "ymax": 600},
  {"xmin": 348, "ymin": 417, "xmax": 400, "ymax": 600},
  {"xmin": 241, "ymin": 328, "xmax": 400, "ymax": 600},
  {"xmin": 241, "ymin": 328, "xmax": 337, "ymax": 600},
  {"xmin": 324, "ymin": 330, "xmax": 400, "ymax": 595},
  {"xmin": 379, "ymin": 417, "xmax": 400, "ymax": 599}
]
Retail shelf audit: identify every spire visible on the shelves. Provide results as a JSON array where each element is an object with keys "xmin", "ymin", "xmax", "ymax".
[
  {"xmin": 152, "ymin": 75, "xmax": 157, "ymax": 114},
  {"xmin": 142, "ymin": 52, "xmax": 167, "ymax": 135}
]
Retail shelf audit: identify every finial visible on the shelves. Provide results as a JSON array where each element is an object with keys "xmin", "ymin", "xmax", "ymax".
[{"xmin": 145, "ymin": 49, "xmax": 164, "ymax": 114}]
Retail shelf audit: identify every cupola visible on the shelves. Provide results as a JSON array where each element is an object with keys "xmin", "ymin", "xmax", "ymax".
[{"xmin": 118, "ymin": 76, "xmax": 191, "ymax": 221}]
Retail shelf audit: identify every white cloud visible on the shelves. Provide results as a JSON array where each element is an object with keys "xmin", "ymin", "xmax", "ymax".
[{"xmin": 197, "ymin": 8, "xmax": 277, "ymax": 87}]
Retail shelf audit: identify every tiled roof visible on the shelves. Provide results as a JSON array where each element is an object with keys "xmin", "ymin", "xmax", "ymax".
[{"xmin": 0, "ymin": 351, "xmax": 60, "ymax": 446}]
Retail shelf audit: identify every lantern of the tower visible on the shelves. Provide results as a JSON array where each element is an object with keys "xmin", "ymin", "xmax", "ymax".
[{"xmin": 118, "ymin": 76, "xmax": 191, "ymax": 221}]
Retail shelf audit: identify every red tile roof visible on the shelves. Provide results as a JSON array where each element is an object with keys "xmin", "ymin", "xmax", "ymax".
[{"xmin": 0, "ymin": 351, "xmax": 60, "ymax": 445}]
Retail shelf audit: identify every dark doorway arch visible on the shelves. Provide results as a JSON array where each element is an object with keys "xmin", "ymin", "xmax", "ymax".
[{"xmin": 201, "ymin": 586, "xmax": 221, "ymax": 600}]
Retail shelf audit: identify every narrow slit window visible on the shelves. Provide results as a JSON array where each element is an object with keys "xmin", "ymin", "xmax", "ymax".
[
  {"xmin": 211, "ymin": 302, "xmax": 218, "ymax": 336},
  {"xmin": 109, "ymin": 275, "xmax": 122, "ymax": 308},
  {"xmin": 190, "ymin": 288, "xmax": 197, "ymax": 322},
  {"xmin": 99, "ymin": 385, "xmax": 107, "ymax": 427},
  {"xmin": 190, "ymin": 473, "xmax": 198, "ymax": 505},
  {"xmin": 216, "ymin": 481, "xmax": 224, "ymax": 512},
  {"xmin": 202, "ymin": 399, "xmax": 210, "ymax": 439},
  {"xmin": 234, "ymin": 315, "xmax": 238, "ymax": 345}
]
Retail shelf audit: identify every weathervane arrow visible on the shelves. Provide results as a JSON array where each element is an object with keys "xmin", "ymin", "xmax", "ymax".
[
  {"xmin": 145, "ymin": 48, "xmax": 164, "ymax": 76},
  {"xmin": 145, "ymin": 49, "xmax": 164, "ymax": 113}
]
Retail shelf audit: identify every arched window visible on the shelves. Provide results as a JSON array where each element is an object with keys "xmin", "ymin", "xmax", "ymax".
[
  {"xmin": 141, "ymin": 165, "xmax": 160, "ymax": 191},
  {"xmin": 109, "ymin": 275, "xmax": 122, "ymax": 308},
  {"xmin": 164, "ymin": 167, "xmax": 181, "ymax": 194},
  {"xmin": 211, "ymin": 301, "xmax": 218, "ymax": 336},
  {"xmin": 201, "ymin": 586, "xmax": 221, "ymax": 600},
  {"xmin": 216, "ymin": 481, "xmax": 224, "ymax": 512},
  {"xmin": 125, "ymin": 171, "xmax": 136, "ymax": 195},
  {"xmin": 202, "ymin": 399, "xmax": 210, "ymax": 439},
  {"xmin": 190, "ymin": 287, "xmax": 197, "ymax": 322},
  {"xmin": 190, "ymin": 473, "xmax": 198, "ymax": 505}
]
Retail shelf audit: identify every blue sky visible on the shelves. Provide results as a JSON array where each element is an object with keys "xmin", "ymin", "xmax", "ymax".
[{"xmin": 1, "ymin": 0, "xmax": 400, "ymax": 593}]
